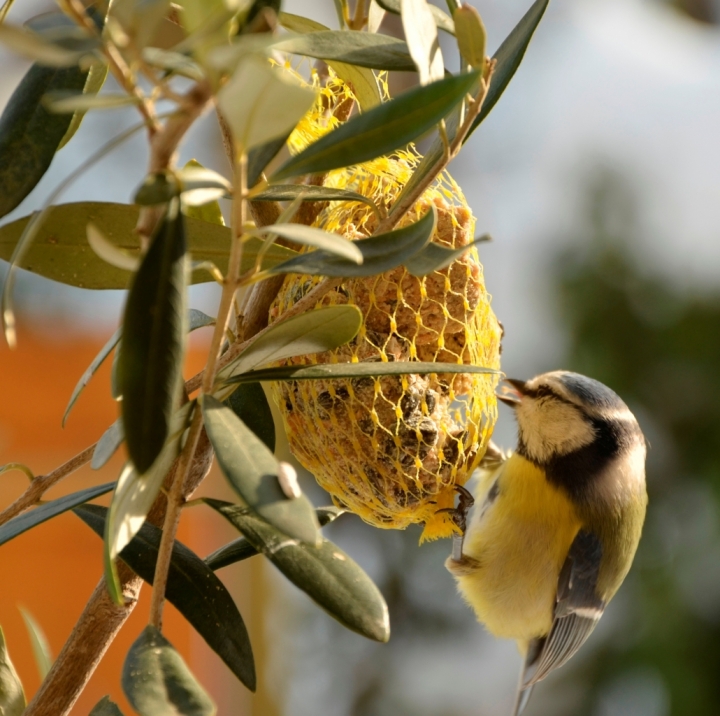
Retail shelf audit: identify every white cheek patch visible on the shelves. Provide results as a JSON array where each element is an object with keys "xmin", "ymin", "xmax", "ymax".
[
  {"xmin": 595, "ymin": 439, "xmax": 647, "ymax": 503},
  {"xmin": 517, "ymin": 399, "xmax": 596, "ymax": 463}
]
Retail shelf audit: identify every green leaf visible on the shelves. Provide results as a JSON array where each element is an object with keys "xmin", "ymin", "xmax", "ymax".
[
  {"xmin": 74, "ymin": 504, "xmax": 256, "ymax": 692},
  {"xmin": 0, "ymin": 482, "xmax": 114, "ymax": 548},
  {"xmin": 201, "ymin": 396, "xmax": 320, "ymax": 545},
  {"xmin": 253, "ymin": 185, "xmax": 378, "ymax": 214},
  {"xmin": 104, "ymin": 403, "xmax": 193, "ymax": 605},
  {"xmin": 248, "ymin": 224, "xmax": 363, "ymax": 264},
  {"xmin": 272, "ymin": 70, "xmax": 479, "ymax": 181},
  {"xmin": 89, "ymin": 695, "xmax": 125, "ymax": 716},
  {"xmin": 122, "ymin": 626, "xmax": 215, "ymax": 716},
  {"xmin": 58, "ymin": 61, "xmax": 110, "ymax": 150},
  {"xmin": 0, "ymin": 627, "xmax": 25, "ymax": 716},
  {"xmin": 0, "ymin": 202, "xmax": 296, "ymax": 290},
  {"xmin": 401, "ymin": 0, "xmax": 444, "ymax": 85},
  {"xmin": 225, "ymin": 360, "xmax": 500, "ymax": 385},
  {"xmin": 403, "ymin": 233, "xmax": 490, "ymax": 276},
  {"xmin": 217, "ymin": 305, "xmax": 363, "ymax": 386},
  {"xmin": 92, "ymin": 420, "xmax": 124, "ymax": 470},
  {"xmin": 110, "ymin": 0, "xmax": 172, "ymax": 51},
  {"xmin": 266, "ymin": 205, "xmax": 435, "ymax": 278},
  {"xmin": 205, "ymin": 505, "xmax": 345, "ymax": 571},
  {"xmin": 277, "ymin": 14, "xmax": 381, "ymax": 111},
  {"xmin": 19, "ymin": 608, "xmax": 52, "ymax": 680},
  {"xmin": 188, "ymin": 308, "xmax": 215, "ymax": 330},
  {"xmin": 392, "ymin": 0, "xmax": 549, "ymax": 209},
  {"xmin": 89, "ymin": 696, "xmax": 125, "ymax": 716},
  {"xmin": 274, "ymin": 30, "xmax": 414, "ymax": 71},
  {"xmin": 454, "ymin": 3, "xmax": 487, "ymax": 70},
  {"xmin": 247, "ymin": 135, "xmax": 290, "ymax": 188},
  {"xmin": 223, "ymin": 383, "xmax": 275, "ymax": 453},
  {"xmin": 0, "ymin": 63, "xmax": 88, "ymax": 219},
  {"xmin": 87, "ymin": 221, "xmax": 140, "ymax": 271},
  {"xmin": 205, "ymin": 500, "xmax": 390, "ymax": 642},
  {"xmin": 217, "ymin": 55, "xmax": 317, "ymax": 151},
  {"xmin": 117, "ymin": 202, "xmax": 189, "ymax": 474},
  {"xmin": 63, "ymin": 327, "xmax": 121, "ymax": 427},
  {"xmin": 466, "ymin": 0, "xmax": 549, "ymax": 139},
  {"xmin": 0, "ymin": 23, "xmax": 90, "ymax": 66},
  {"xmin": 180, "ymin": 160, "xmax": 228, "ymax": 221},
  {"xmin": 43, "ymin": 91, "xmax": 139, "ymax": 113},
  {"xmin": 141, "ymin": 48, "xmax": 204, "ymax": 81},
  {"xmin": 375, "ymin": 0, "xmax": 455, "ymax": 34}
]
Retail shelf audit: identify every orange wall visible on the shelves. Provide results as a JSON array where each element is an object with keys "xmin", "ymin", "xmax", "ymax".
[{"xmin": 0, "ymin": 326, "xmax": 268, "ymax": 714}]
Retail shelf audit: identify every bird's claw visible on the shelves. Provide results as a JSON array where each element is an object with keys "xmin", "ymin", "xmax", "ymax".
[{"xmin": 436, "ymin": 484, "xmax": 475, "ymax": 534}]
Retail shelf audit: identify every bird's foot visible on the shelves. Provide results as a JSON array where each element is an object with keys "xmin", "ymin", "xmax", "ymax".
[{"xmin": 437, "ymin": 484, "xmax": 475, "ymax": 563}]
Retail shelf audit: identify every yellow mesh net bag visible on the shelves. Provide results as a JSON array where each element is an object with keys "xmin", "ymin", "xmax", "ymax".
[{"xmin": 268, "ymin": 69, "xmax": 502, "ymax": 541}]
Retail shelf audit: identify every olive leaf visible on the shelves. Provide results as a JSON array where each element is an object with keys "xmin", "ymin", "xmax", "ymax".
[
  {"xmin": 103, "ymin": 403, "xmax": 193, "ymax": 606},
  {"xmin": 272, "ymin": 70, "xmax": 479, "ymax": 181},
  {"xmin": 89, "ymin": 696, "xmax": 125, "ymax": 716},
  {"xmin": 0, "ymin": 63, "xmax": 88, "ymax": 219},
  {"xmin": 403, "ymin": 233, "xmax": 491, "ymax": 277},
  {"xmin": 19, "ymin": 608, "xmax": 52, "ymax": 680},
  {"xmin": 400, "ymin": 0, "xmax": 444, "ymax": 85},
  {"xmin": 0, "ymin": 627, "xmax": 25, "ymax": 716},
  {"xmin": 252, "ymin": 184, "xmax": 379, "ymax": 216},
  {"xmin": 117, "ymin": 201, "xmax": 188, "ymax": 474},
  {"xmin": 0, "ymin": 482, "xmax": 115, "ymax": 548},
  {"xmin": 216, "ymin": 305, "xmax": 363, "ymax": 389},
  {"xmin": 201, "ymin": 396, "xmax": 320, "ymax": 545},
  {"xmin": 75, "ymin": 504, "xmax": 256, "ymax": 692},
  {"xmin": 223, "ymin": 383, "xmax": 275, "ymax": 453},
  {"xmin": 92, "ymin": 419, "xmax": 124, "ymax": 470},
  {"xmin": 122, "ymin": 626, "xmax": 215, "ymax": 716},
  {"xmin": 247, "ymin": 224, "xmax": 363, "ymax": 264},
  {"xmin": 375, "ymin": 0, "xmax": 454, "ymax": 34},
  {"xmin": 205, "ymin": 500, "xmax": 390, "ymax": 643},
  {"xmin": 224, "ymin": 361, "xmax": 500, "ymax": 386},
  {"xmin": 0, "ymin": 202, "xmax": 295, "ymax": 290},
  {"xmin": 265, "ymin": 206, "xmax": 436, "ymax": 278}
]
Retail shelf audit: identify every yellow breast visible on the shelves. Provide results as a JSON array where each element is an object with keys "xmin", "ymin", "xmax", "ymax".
[{"xmin": 454, "ymin": 455, "xmax": 582, "ymax": 640}]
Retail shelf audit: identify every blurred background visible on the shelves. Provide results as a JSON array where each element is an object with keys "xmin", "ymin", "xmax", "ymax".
[{"xmin": 1, "ymin": 0, "xmax": 719, "ymax": 714}]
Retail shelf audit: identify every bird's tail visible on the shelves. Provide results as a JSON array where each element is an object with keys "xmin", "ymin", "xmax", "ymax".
[{"xmin": 511, "ymin": 639, "xmax": 541, "ymax": 716}]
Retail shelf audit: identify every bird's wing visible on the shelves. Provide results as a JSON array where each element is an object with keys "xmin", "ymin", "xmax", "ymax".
[{"xmin": 522, "ymin": 530, "xmax": 606, "ymax": 689}]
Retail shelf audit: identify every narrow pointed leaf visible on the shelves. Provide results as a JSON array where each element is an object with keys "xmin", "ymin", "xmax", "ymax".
[
  {"xmin": 59, "ymin": 61, "xmax": 110, "ymax": 150},
  {"xmin": 249, "ymin": 224, "xmax": 362, "ymax": 263},
  {"xmin": 454, "ymin": 3, "xmax": 487, "ymax": 70},
  {"xmin": 117, "ymin": 202, "xmax": 188, "ymax": 474},
  {"xmin": 466, "ymin": 0, "xmax": 549, "ymax": 139},
  {"xmin": 0, "ymin": 24, "xmax": 88, "ymax": 66},
  {"xmin": 276, "ymin": 14, "xmax": 380, "ymax": 110},
  {"xmin": 0, "ymin": 627, "xmax": 25, "ymax": 716},
  {"xmin": 0, "ymin": 202, "xmax": 296, "ymax": 290},
  {"xmin": 218, "ymin": 55, "xmax": 316, "ymax": 151},
  {"xmin": 217, "ymin": 305, "xmax": 362, "ymax": 383},
  {"xmin": 19, "ymin": 608, "xmax": 52, "ymax": 680},
  {"xmin": 205, "ymin": 505, "xmax": 345, "ymax": 571},
  {"xmin": 272, "ymin": 70, "xmax": 479, "ymax": 181},
  {"xmin": 89, "ymin": 696, "xmax": 125, "ymax": 716},
  {"xmin": 0, "ymin": 482, "xmax": 114, "ymax": 548},
  {"xmin": 201, "ymin": 396, "xmax": 320, "ymax": 545},
  {"xmin": 206, "ymin": 500, "xmax": 390, "ymax": 642},
  {"xmin": 253, "ymin": 185, "xmax": 378, "ymax": 213},
  {"xmin": 43, "ymin": 91, "xmax": 139, "ymax": 113},
  {"xmin": 224, "ymin": 361, "xmax": 500, "ymax": 386},
  {"xmin": 0, "ymin": 63, "xmax": 88, "ymax": 219},
  {"xmin": 104, "ymin": 403, "xmax": 192, "ymax": 605},
  {"xmin": 403, "ymin": 233, "xmax": 490, "ymax": 276},
  {"xmin": 92, "ymin": 419, "xmax": 124, "ymax": 470},
  {"xmin": 395, "ymin": 0, "xmax": 549, "ymax": 209},
  {"xmin": 224, "ymin": 383, "xmax": 275, "ymax": 453},
  {"xmin": 63, "ymin": 327, "xmax": 121, "ymax": 426},
  {"xmin": 375, "ymin": 0, "xmax": 455, "ymax": 34},
  {"xmin": 401, "ymin": 0, "xmax": 445, "ymax": 85},
  {"xmin": 122, "ymin": 626, "xmax": 215, "ymax": 716},
  {"xmin": 247, "ymin": 134, "xmax": 290, "ymax": 188},
  {"xmin": 274, "ymin": 30, "xmax": 415, "ymax": 71},
  {"xmin": 74, "ymin": 504, "xmax": 257, "ymax": 692},
  {"xmin": 188, "ymin": 308, "xmax": 215, "ymax": 330},
  {"xmin": 267, "ymin": 206, "xmax": 435, "ymax": 278}
]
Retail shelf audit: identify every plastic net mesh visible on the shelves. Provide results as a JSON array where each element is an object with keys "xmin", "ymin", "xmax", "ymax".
[{"xmin": 268, "ymin": 70, "xmax": 502, "ymax": 541}]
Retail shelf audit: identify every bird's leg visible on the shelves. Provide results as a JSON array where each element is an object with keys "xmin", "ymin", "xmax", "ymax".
[{"xmin": 440, "ymin": 485, "xmax": 481, "ymax": 575}]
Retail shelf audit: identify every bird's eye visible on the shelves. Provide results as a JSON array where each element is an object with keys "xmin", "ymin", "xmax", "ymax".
[{"xmin": 534, "ymin": 385, "xmax": 555, "ymax": 399}]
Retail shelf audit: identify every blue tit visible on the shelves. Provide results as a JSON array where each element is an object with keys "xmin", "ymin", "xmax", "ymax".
[{"xmin": 444, "ymin": 371, "xmax": 647, "ymax": 715}]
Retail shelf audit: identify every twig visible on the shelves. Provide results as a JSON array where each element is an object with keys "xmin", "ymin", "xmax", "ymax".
[{"xmin": 0, "ymin": 444, "xmax": 96, "ymax": 528}]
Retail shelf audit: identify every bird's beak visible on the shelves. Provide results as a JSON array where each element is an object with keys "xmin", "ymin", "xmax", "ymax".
[{"xmin": 497, "ymin": 378, "xmax": 526, "ymax": 407}]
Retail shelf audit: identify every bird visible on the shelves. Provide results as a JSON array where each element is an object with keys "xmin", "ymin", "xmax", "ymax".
[{"xmin": 444, "ymin": 371, "xmax": 647, "ymax": 715}]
